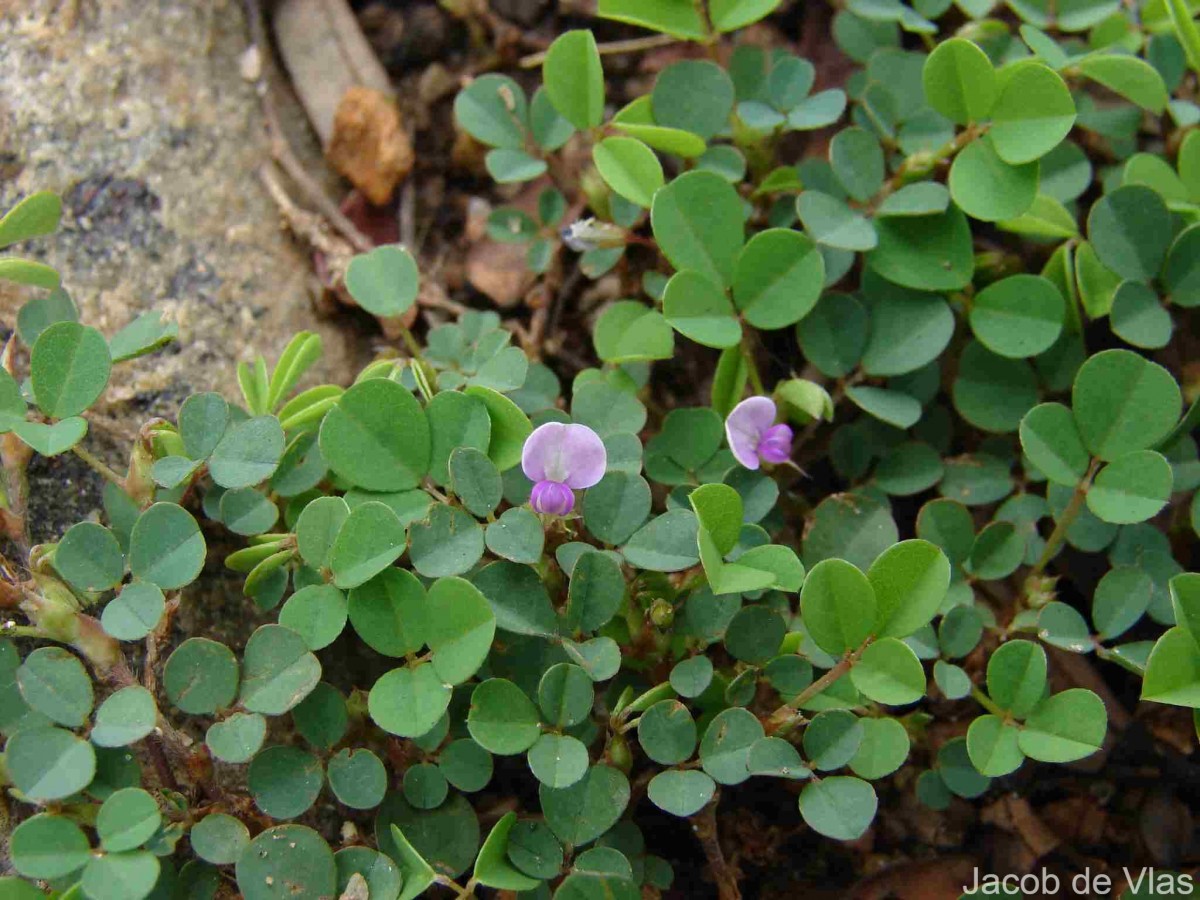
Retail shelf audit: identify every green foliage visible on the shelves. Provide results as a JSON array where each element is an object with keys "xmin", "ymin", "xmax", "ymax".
[{"xmin": 2, "ymin": 4, "xmax": 1199, "ymax": 891}]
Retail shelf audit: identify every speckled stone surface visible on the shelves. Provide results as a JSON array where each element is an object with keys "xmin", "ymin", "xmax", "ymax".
[{"xmin": 0, "ymin": 0, "xmax": 369, "ymax": 537}]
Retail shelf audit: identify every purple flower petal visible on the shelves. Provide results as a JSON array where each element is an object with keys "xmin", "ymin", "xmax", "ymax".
[
  {"xmin": 521, "ymin": 422, "xmax": 607, "ymax": 489},
  {"xmin": 725, "ymin": 397, "xmax": 778, "ymax": 470},
  {"xmin": 530, "ymin": 480, "xmax": 575, "ymax": 516},
  {"xmin": 758, "ymin": 423, "xmax": 793, "ymax": 464}
]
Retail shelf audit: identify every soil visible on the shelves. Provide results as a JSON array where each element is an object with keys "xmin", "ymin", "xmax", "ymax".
[{"xmin": 2, "ymin": 1, "xmax": 1198, "ymax": 898}]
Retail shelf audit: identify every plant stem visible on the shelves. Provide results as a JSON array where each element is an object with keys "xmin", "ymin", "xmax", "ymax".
[
  {"xmin": 1166, "ymin": 0, "xmax": 1200, "ymax": 78},
  {"xmin": 741, "ymin": 333, "xmax": 764, "ymax": 396},
  {"xmin": 971, "ymin": 685, "xmax": 1005, "ymax": 717},
  {"xmin": 1032, "ymin": 458, "xmax": 1100, "ymax": 576},
  {"xmin": 71, "ymin": 444, "xmax": 125, "ymax": 487},
  {"xmin": 766, "ymin": 640, "xmax": 870, "ymax": 734},
  {"xmin": 690, "ymin": 799, "xmax": 741, "ymax": 900}
]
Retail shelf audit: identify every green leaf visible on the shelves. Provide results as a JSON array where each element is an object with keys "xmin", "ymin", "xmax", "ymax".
[
  {"xmin": 220, "ymin": 487, "xmax": 279, "ymax": 536},
  {"xmin": 1018, "ymin": 688, "xmax": 1106, "ymax": 762},
  {"xmin": 296, "ymin": 495, "xmax": 350, "ymax": 569},
  {"xmin": 1019, "ymin": 402, "xmax": 1091, "ymax": 486},
  {"xmin": 321, "ymin": 379, "xmax": 430, "ymax": 491},
  {"xmin": 0, "ymin": 191, "xmax": 61, "ymax": 248},
  {"xmin": 949, "ymin": 135, "xmax": 1038, "ymax": 222},
  {"xmin": 1078, "ymin": 53, "xmax": 1168, "ymax": 113},
  {"xmin": 967, "ymin": 714, "xmax": 1024, "ymax": 776},
  {"xmin": 192, "ymin": 813, "xmax": 250, "ymax": 866},
  {"xmin": 1143, "ymin": 625, "xmax": 1200, "ymax": 706},
  {"xmin": 91, "ymin": 685, "xmax": 157, "ymax": 748},
  {"xmin": 731, "ymin": 228, "xmax": 824, "ymax": 329},
  {"xmin": 989, "ymin": 60, "xmax": 1075, "ymax": 164},
  {"xmin": 464, "ymin": 386, "xmax": 532, "ymax": 472},
  {"xmin": 540, "ymin": 764, "xmax": 630, "ymax": 846},
  {"xmin": 209, "ymin": 415, "xmax": 285, "ymax": 489},
  {"xmin": 279, "ymin": 584, "xmax": 348, "ymax": 651},
  {"xmin": 527, "ymin": 733, "xmax": 589, "ymax": 788},
  {"xmin": 987, "ymin": 639, "xmax": 1046, "ymax": 717},
  {"xmin": 129, "ymin": 502, "xmax": 206, "ymax": 590},
  {"xmin": 952, "ymin": 340, "xmax": 1039, "ymax": 435},
  {"xmin": 485, "ymin": 507, "xmax": 544, "ymax": 564},
  {"xmin": 0, "ymin": 257, "xmax": 59, "ymax": 288},
  {"xmin": 796, "ymin": 191, "xmax": 876, "ymax": 251},
  {"xmin": 248, "ymin": 745, "xmax": 323, "ymax": 818},
  {"xmin": 829, "ymin": 127, "xmax": 884, "ymax": 202},
  {"xmin": 1110, "ymin": 281, "xmax": 1172, "ymax": 350},
  {"xmin": 6, "ymin": 725, "xmax": 95, "ymax": 801},
  {"xmin": 596, "ymin": 0, "xmax": 707, "ymax": 39},
  {"xmin": 651, "ymin": 171, "xmax": 745, "ymax": 288},
  {"xmin": 869, "ymin": 539, "xmax": 951, "ymax": 638},
  {"xmin": 108, "ymin": 310, "xmax": 178, "ymax": 363},
  {"xmin": 449, "ymin": 448, "xmax": 502, "ymax": 517},
  {"xmin": 239, "ymin": 624, "xmax": 321, "ymax": 715},
  {"xmin": 850, "ymin": 637, "xmax": 925, "ymax": 704},
  {"xmin": 921, "ymin": 37, "xmax": 997, "ymax": 124},
  {"xmin": 1165, "ymin": 223, "xmax": 1200, "ymax": 307},
  {"xmin": 468, "ymin": 678, "xmax": 541, "ymax": 754},
  {"xmin": 876, "ymin": 181, "xmax": 950, "ymax": 217},
  {"xmin": 1072, "ymin": 349, "xmax": 1181, "ymax": 461},
  {"xmin": 97, "ymin": 787, "xmax": 160, "ymax": 852},
  {"xmin": 54, "ymin": 521, "xmax": 123, "ymax": 592},
  {"xmin": 16, "ymin": 647, "xmax": 92, "ymax": 728},
  {"xmin": 594, "ymin": 301, "xmax": 674, "ymax": 363},
  {"xmin": 652, "ymin": 60, "xmax": 735, "ymax": 140},
  {"xmin": 1093, "ymin": 565, "xmax": 1153, "ymax": 641},
  {"xmin": 725, "ymin": 605, "xmax": 787, "ymax": 663},
  {"xmin": 10, "ymin": 416, "xmax": 87, "ymax": 456},
  {"xmin": 849, "ymin": 717, "xmax": 909, "ymax": 779},
  {"xmin": 369, "ymin": 664, "xmax": 450, "ymax": 738},
  {"xmin": 178, "ymin": 392, "xmax": 229, "ymax": 460},
  {"xmin": 663, "ymin": 270, "xmax": 741, "ymax": 349},
  {"xmin": 967, "ymin": 521, "xmax": 1025, "ymax": 580},
  {"xmin": 30, "ymin": 321, "xmax": 111, "ymax": 418},
  {"xmin": 453, "ymin": 75, "xmax": 527, "ymax": 149},
  {"xmin": 237, "ymin": 826, "xmax": 337, "ymax": 900},
  {"xmin": 473, "ymin": 812, "xmax": 541, "ymax": 891},
  {"xmin": 710, "ymin": 0, "xmax": 783, "ymax": 30},
  {"xmin": 164, "ymin": 638, "xmax": 238, "ymax": 714},
  {"xmin": 206, "ymin": 712, "xmax": 266, "ymax": 764},
  {"xmin": 409, "ymin": 504, "xmax": 484, "ymax": 578},
  {"xmin": 1087, "ymin": 449, "xmax": 1173, "ymax": 524},
  {"xmin": 647, "ymin": 769, "xmax": 715, "ymax": 817},
  {"xmin": 426, "ymin": 577, "xmax": 494, "ymax": 685},
  {"xmin": 846, "ymin": 385, "xmax": 921, "ymax": 429},
  {"xmin": 82, "ymin": 850, "xmax": 160, "ymax": 900},
  {"xmin": 868, "ymin": 205, "xmax": 974, "ymax": 290},
  {"xmin": 10, "ymin": 813, "xmax": 89, "ymax": 880},
  {"xmin": 563, "ymin": 548, "xmax": 626, "ymax": 633},
  {"xmin": 326, "ymin": 501, "xmax": 405, "ymax": 592},
  {"xmin": 798, "ymin": 777, "xmax": 877, "ymax": 841},
  {"xmin": 473, "ymin": 560, "xmax": 558, "ymax": 637},
  {"xmin": 486, "ymin": 149, "xmax": 547, "ymax": 185},
  {"xmin": 1087, "ymin": 185, "xmax": 1172, "ymax": 282},
  {"xmin": 803, "ymin": 491, "xmax": 898, "ymax": 571},
  {"xmin": 345, "ymin": 245, "xmax": 419, "ymax": 318},
  {"xmin": 622, "ymin": 509, "xmax": 699, "ymax": 572},
  {"xmin": 543, "ymin": 30, "xmax": 604, "ymax": 130},
  {"xmin": 801, "ymin": 558, "xmax": 876, "ymax": 655},
  {"xmin": 593, "ymin": 137, "xmax": 664, "ymax": 208},
  {"xmin": 328, "ymin": 748, "xmax": 387, "ymax": 810},
  {"xmin": 969, "ymin": 274, "xmax": 1065, "ymax": 358}
]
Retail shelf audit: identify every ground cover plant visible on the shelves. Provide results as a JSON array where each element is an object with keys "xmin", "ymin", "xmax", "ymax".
[{"xmin": 0, "ymin": 0, "xmax": 1199, "ymax": 896}]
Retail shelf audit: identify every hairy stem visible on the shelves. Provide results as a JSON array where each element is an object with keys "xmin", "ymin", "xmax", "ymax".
[
  {"xmin": 1033, "ymin": 458, "xmax": 1100, "ymax": 577},
  {"xmin": 766, "ymin": 640, "xmax": 870, "ymax": 734},
  {"xmin": 690, "ymin": 798, "xmax": 741, "ymax": 900},
  {"xmin": 71, "ymin": 443, "xmax": 125, "ymax": 487}
]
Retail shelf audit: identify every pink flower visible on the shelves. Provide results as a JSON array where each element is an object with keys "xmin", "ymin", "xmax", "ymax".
[
  {"xmin": 521, "ymin": 422, "xmax": 607, "ymax": 516},
  {"xmin": 725, "ymin": 397, "xmax": 794, "ymax": 470}
]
